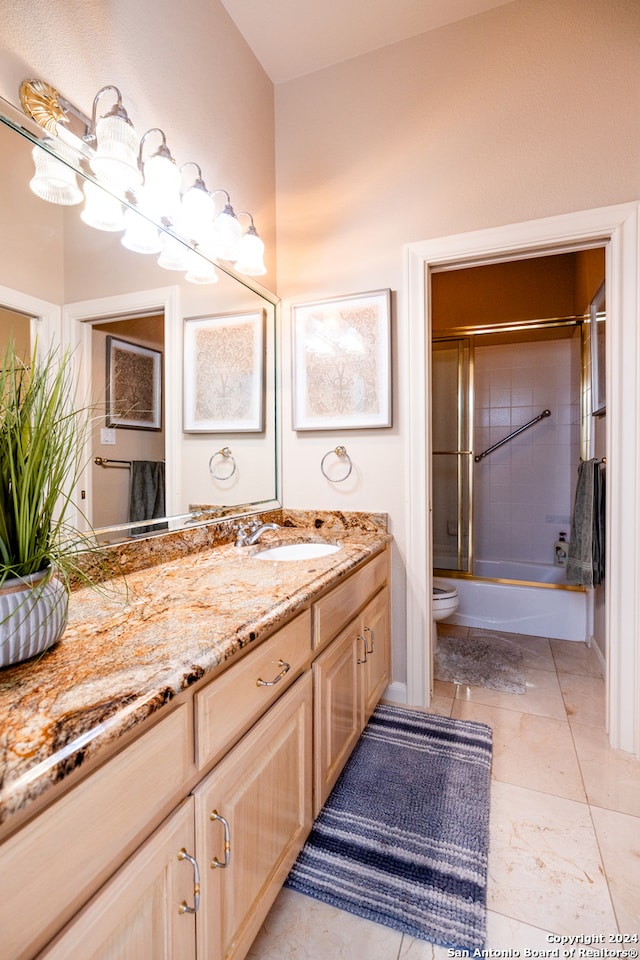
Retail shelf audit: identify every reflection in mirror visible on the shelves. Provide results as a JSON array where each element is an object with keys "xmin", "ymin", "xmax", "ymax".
[
  {"xmin": 0, "ymin": 99, "xmax": 279, "ymax": 544},
  {"xmin": 90, "ymin": 314, "xmax": 165, "ymax": 535},
  {"xmin": 0, "ymin": 305, "xmax": 32, "ymax": 361}
]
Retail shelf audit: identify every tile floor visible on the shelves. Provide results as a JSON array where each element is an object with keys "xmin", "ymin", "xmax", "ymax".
[{"xmin": 247, "ymin": 626, "xmax": 640, "ymax": 959}]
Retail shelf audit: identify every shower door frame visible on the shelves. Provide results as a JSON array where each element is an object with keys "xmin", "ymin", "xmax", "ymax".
[
  {"xmin": 431, "ymin": 336, "xmax": 474, "ymax": 575},
  {"xmin": 432, "ymin": 317, "xmax": 585, "ymax": 583},
  {"xmin": 404, "ymin": 201, "xmax": 640, "ymax": 758}
]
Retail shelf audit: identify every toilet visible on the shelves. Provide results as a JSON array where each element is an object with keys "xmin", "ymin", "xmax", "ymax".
[{"xmin": 432, "ymin": 578, "xmax": 459, "ymax": 644}]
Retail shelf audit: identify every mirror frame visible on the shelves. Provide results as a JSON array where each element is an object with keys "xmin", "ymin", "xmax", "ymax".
[{"xmin": 0, "ymin": 93, "xmax": 281, "ymax": 540}]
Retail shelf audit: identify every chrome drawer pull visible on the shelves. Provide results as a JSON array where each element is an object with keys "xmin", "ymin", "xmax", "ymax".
[
  {"xmin": 256, "ymin": 659, "xmax": 290, "ymax": 687},
  {"xmin": 357, "ymin": 635, "xmax": 368, "ymax": 664},
  {"xmin": 177, "ymin": 848, "xmax": 201, "ymax": 914},
  {"xmin": 210, "ymin": 810, "xmax": 231, "ymax": 868},
  {"xmin": 364, "ymin": 626, "xmax": 375, "ymax": 655}
]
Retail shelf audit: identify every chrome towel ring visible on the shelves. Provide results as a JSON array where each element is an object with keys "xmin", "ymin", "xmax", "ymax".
[
  {"xmin": 321, "ymin": 445, "xmax": 353, "ymax": 483},
  {"xmin": 209, "ymin": 447, "xmax": 237, "ymax": 480}
]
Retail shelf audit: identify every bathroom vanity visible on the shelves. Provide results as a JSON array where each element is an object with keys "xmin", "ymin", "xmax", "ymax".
[{"xmin": 0, "ymin": 512, "xmax": 391, "ymax": 960}]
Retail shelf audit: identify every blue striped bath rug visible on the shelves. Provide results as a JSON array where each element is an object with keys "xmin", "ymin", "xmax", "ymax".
[{"xmin": 286, "ymin": 703, "xmax": 492, "ymax": 951}]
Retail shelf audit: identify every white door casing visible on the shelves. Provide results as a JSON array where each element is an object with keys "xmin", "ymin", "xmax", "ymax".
[{"xmin": 404, "ymin": 202, "xmax": 640, "ymax": 757}]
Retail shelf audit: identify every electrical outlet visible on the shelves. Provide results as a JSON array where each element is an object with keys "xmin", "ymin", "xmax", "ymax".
[{"xmin": 100, "ymin": 427, "xmax": 116, "ymax": 445}]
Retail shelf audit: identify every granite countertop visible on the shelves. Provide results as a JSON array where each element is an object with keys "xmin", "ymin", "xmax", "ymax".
[{"xmin": 0, "ymin": 513, "xmax": 390, "ymax": 829}]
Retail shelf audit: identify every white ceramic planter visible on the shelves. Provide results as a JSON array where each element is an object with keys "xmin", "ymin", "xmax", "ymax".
[{"xmin": 0, "ymin": 570, "xmax": 69, "ymax": 668}]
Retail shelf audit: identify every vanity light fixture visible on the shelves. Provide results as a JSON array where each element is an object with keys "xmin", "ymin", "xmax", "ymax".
[
  {"xmin": 174, "ymin": 162, "xmax": 216, "ymax": 244},
  {"xmin": 80, "ymin": 180, "xmax": 126, "ymax": 232},
  {"xmin": 138, "ymin": 128, "xmax": 181, "ymax": 221},
  {"xmin": 88, "ymin": 85, "xmax": 142, "ymax": 191},
  {"xmin": 185, "ymin": 248, "xmax": 219, "ymax": 284},
  {"xmin": 233, "ymin": 213, "xmax": 267, "ymax": 276},
  {"xmin": 19, "ymin": 77, "xmax": 268, "ymax": 278},
  {"xmin": 209, "ymin": 190, "xmax": 242, "ymax": 261},
  {"xmin": 29, "ymin": 139, "xmax": 83, "ymax": 205},
  {"xmin": 121, "ymin": 206, "xmax": 162, "ymax": 254},
  {"xmin": 157, "ymin": 232, "xmax": 192, "ymax": 271}
]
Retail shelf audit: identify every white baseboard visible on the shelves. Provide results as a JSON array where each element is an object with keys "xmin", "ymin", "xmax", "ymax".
[
  {"xmin": 589, "ymin": 635, "xmax": 607, "ymax": 677},
  {"xmin": 382, "ymin": 681, "xmax": 407, "ymax": 704}
]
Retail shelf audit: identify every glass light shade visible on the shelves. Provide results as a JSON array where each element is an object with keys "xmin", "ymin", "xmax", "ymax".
[
  {"xmin": 185, "ymin": 250, "xmax": 219, "ymax": 284},
  {"xmin": 157, "ymin": 233, "xmax": 191, "ymax": 271},
  {"xmin": 121, "ymin": 208, "xmax": 162, "ymax": 254},
  {"xmin": 29, "ymin": 143, "xmax": 83, "ymax": 205},
  {"xmin": 90, "ymin": 113, "xmax": 142, "ymax": 191},
  {"xmin": 142, "ymin": 153, "xmax": 181, "ymax": 221},
  {"xmin": 175, "ymin": 183, "xmax": 215, "ymax": 243},
  {"xmin": 234, "ymin": 230, "xmax": 267, "ymax": 276},
  {"xmin": 80, "ymin": 181, "xmax": 125, "ymax": 231},
  {"xmin": 209, "ymin": 207, "xmax": 242, "ymax": 261}
]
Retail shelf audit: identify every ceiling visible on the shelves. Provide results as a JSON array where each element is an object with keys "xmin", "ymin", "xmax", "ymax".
[{"xmin": 220, "ymin": 0, "xmax": 515, "ymax": 84}]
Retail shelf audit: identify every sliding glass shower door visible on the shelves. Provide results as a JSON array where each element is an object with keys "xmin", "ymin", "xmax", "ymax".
[{"xmin": 432, "ymin": 339, "xmax": 473, "ymax": 573}]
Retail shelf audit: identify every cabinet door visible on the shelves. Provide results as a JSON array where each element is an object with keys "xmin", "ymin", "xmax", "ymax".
[
  {"xmin": 195, "ymin": 673, "xmax": 312, "ymax": 960},
  {"xmin": 313, "ymin": 620, "xmax": 361, "ymax": 815},
  {"xmin": 39, "ymin": 799, "xmax": 197, "ymax": 960},
  {"xmin": 359, "ymin": 586, "xmax": 390, "ymax": 728}
]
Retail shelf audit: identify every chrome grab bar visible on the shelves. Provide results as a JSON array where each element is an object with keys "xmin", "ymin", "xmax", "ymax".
[{"xmin": 474, "ymin": 409, "xmax": 551, "ymax": 463}]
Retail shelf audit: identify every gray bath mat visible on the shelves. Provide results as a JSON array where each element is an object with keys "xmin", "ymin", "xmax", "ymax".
[{"xmin": 435, "ymin": 634, "xmax": 526, "ymax": 694}]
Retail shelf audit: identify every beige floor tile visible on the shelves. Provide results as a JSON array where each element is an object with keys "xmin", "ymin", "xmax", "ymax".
[
  {"xmin": 572, "ymin": 723, "xmax": 640, "ymax": 818},
  {"xmin": 514, "ymin": 634, "xmax": 556, "ymax": 673},
  {"xmin": 451, "ymin": 700, "xmax": 586, "ymax": 801},
  {"xmin": 398, "ymin": 936, "xmax": 451, "ymax": 959},
  {"xmin": 246, "ymin": 887, "xmax": 403, "ymax": 960},
  {"xmin": 551, "ymin": 639, "xmax": 604, "ymax": 678},
  {"xmin": 591, "ymin": 806, "xmax": 640, "ymax": 932},
  {"xmin": 486, "ymin": 911, "xmax": 556, "ymax": 949},
  {"xmin": 454, "ymin": 666, "xmax": 567, "ymax": 720},
  {"xmin": 558, "ymin": 673, "xmax": 606, "ymax": 727},
  {"xmin": 433, "ymin": 679, "xmax": 457, "ymax": 698},
  {"xmin": 428, "ymin": 696, "xmax": 454, "ymax": 717},
  {"xmin": 488, "ymin": 781, "xmax": 616, "ymax": 934}
]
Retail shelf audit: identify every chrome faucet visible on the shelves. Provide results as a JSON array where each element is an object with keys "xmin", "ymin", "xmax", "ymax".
[{"xmin": 235, "ymin": 520, "xmax": 280, "ymax": 547}]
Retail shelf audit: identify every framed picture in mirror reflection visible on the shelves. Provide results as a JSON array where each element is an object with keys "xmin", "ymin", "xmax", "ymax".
[
  {"xmin": 183, "ymin": 310, "xmax": 265, "ymax": 433},
  {"xmin": 106, "ymin": 336, "xmax": 162, "ymax": 431}
]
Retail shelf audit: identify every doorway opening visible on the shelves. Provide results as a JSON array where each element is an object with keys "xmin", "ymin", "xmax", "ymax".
[
  {"xmin": 404, "ymin": 202, "xmax": 640, "ymax": 757},
  {"xmin": 88, "ymin": 312, "xmax": 165, "ymax": 538},
  {"xmin": 429, "ymin": 250, "xmax": 605, "ymax": 650}
]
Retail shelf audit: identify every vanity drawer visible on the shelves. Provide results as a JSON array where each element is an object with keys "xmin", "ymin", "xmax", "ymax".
[
  {"xmin": 0, "ymin": 702, "xmax": 193, "ymax": 960},
  {"xmin": 195, "ymin": 608, "xmax": 312, "ymax": 769},
  {"xmin": 313, "ymin": 550, "xmax": 388, "ymax": 652}
]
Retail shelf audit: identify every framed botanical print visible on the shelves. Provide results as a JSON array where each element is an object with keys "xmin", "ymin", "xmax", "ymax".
[
  {"xmin": 292, "ymin": 289, "xmax": 392, "ymax": 430},
  {"xmin": 106, "ymin": 336, "xmax": 162, "ymax": 431},
  {"xmin": 183, "ymin": 310, "xmax": 265, "ymax": 432}
]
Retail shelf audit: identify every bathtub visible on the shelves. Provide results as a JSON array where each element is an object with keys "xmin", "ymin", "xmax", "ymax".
[{"xmin": 437, "ymin": 559, "xmax": 590, "ymax": 641}]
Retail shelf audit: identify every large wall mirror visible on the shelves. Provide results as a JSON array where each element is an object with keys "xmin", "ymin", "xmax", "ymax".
[{"xmin": 0, "ymin": 96, "xmax": 279, "ymax": 544}]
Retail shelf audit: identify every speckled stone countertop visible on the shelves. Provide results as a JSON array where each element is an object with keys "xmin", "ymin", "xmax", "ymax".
[{"xmin": 0, "ymin": 511, "xmax": 390, "ymax": 829}]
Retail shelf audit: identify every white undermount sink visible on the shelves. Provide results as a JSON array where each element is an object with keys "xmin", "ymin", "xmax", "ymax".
[{"xmin": 253, "ymin": 542, "xmax": 341, "ymax": 561}]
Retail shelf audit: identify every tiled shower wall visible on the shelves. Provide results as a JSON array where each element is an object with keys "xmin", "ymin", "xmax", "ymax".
[{"xmin": 473, "ymin": 336, "xmax": 582, "ymax": 565}]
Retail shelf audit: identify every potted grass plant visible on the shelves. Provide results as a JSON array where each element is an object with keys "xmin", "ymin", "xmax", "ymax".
[{"xmin": 0, "ymin": 339, "xmax": 100, "ymax": 668}]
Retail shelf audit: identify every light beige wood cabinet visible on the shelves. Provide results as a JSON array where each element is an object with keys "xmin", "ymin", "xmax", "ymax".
[
  {"xmin": 40, "ymin": 798, "xmax": 198, "ymax": 960},
  {"xmin": 313, "ymin": 617, "xmax": 361, "ymax": 814},
  {"xmin": 313, "ymin": 561, "xmax": 390, "ymax": 815},
  {"xmin": 195, "ymin": 674, "xmax": 312, "ymax": 960},
  {"xmin": 1, "ymin": 702, "xmax": 194, "ymax": 960},
  {"xmin": 2, "ymin": 546, "xmax": 390, "ymax": 960},
  {"xmin": 359, "ymin": 586, "xmax": 391, "ymax": 728}
]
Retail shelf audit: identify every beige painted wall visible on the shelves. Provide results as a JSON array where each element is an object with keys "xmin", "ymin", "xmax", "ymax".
[
  {"xmin": 0, "ymin": 0, "xmax": 276, "ymax": 284},
  {"xmin": 276, "ymin": 0, "xmax": 640, "ymax": 686}
]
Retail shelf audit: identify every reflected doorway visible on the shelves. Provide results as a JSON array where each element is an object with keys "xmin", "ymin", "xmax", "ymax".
[
  {"xmin": 88, "ymin": 312, "xmax": 165, "ymax": 538},
  {"xmin": 0, "ymin": 304, "xmax": 32, "ymax": 360}
]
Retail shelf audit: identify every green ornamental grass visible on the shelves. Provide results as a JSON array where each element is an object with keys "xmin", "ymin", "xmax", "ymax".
[{"xmin": 0, "ymin": 341, "xmax": 94, "ymax": 589}]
